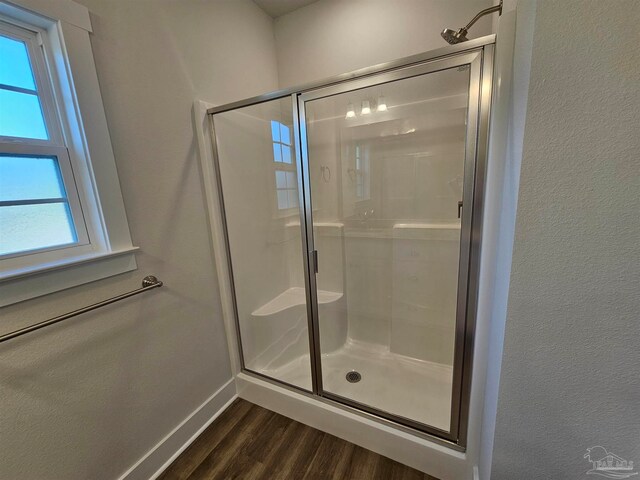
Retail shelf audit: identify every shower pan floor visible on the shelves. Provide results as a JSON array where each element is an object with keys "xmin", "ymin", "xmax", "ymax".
[{"xmin": 261, "ymin": 340, "xmax": 453, "ymax": 431}]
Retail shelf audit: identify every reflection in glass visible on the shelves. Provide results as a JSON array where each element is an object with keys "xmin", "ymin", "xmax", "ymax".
[{"xmin": 212, "ymin": 98, "xmax": 311, "ymax": 390}]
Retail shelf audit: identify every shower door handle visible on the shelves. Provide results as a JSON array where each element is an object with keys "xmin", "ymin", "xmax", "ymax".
[{"xmin": 311, "ymin": 250, "xmax": 319, "ymax": 274}]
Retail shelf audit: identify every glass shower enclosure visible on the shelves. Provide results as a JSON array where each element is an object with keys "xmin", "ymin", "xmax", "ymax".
[{"xmin": 208, "ymin": 38, "xmax": 494, "ymax": 447}]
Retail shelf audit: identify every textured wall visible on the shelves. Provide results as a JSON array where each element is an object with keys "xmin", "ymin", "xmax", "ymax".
[
  {"xmin": 492, "ymin": 1, "xmax": 640, "ymax": 478},
  {"xmin": 0, "ymin": 1, "xmax": 278, "ymax": 479}
]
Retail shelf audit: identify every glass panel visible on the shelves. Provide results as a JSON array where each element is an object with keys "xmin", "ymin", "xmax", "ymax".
[
  {"xmin": 0, "ymin": 88, "xmax": 48, "ymax": 139},
  {"xmin": 0, "ymin": 34, "xmax": 36, "ymax": 90},
  {"xmin": 0, "ymin": 156, "xmax": 66, "ymax": 201},
  {"xmin": 212, "ymin": 97, "xmax": 311, "ymax": 390},
  {"xmin": 0, "ymin": 202, "xmax": 77, "ymax": 256},
  {"xmin": 305, "ymin": 66, "xmax": 471, "ymax": 431}
]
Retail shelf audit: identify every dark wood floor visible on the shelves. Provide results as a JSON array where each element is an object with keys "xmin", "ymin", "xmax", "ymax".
[{"xmin": 159, "ymin": 398, "xmax": 438, "ymax": 480}]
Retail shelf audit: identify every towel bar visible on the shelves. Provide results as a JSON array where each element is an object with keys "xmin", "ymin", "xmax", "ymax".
[{"xmin": 0, "ymin": 275, "xmax": 163, "ymax": 344}]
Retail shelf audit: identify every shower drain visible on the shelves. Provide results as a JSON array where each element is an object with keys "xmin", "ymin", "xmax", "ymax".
[{"xmin": 345, "ymin": 371, "xmax": 362, "ymax": 383}]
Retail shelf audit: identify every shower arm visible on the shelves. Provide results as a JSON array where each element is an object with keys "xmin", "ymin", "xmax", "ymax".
[{"xmin": 459, "ymin": 1, "xmax": 503, "ymax": 36}]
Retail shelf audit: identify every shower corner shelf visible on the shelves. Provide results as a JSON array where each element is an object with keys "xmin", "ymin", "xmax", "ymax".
[{"xmin": 252, "ymin": 287, "xmax": 343, "ymax": 317}]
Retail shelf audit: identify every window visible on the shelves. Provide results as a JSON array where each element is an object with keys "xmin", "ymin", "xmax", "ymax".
[
  {"xmin": 0, "ymin": 23, "xmax": 88, "ymax": 258},
  {"xmin": 270, "ymin": 120, "xmax": 298, "ymax": 210},
  {"xmin": 0, "ymin": 2, "xmax": 137, "ymax": 306}
]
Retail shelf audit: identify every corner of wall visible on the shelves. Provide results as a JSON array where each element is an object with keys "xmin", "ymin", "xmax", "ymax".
[
  {"xmin": 118, "ymin": 380, "xmax": 237, "ymax": 480},
  {"xmin": 475, "ymin": 1, "xmax": 537, "ymax": 479},
  {"xmin": 249, "ymin": 0, "xmax": 281, "ymax": 91}
]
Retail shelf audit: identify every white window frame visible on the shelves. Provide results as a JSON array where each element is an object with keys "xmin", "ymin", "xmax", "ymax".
[
  {"xmin": 0, "ymin": 21, "xmax": 91, "ymax": 261},
  {"xmin": 0, "ymin": 0, "xmax": 138, "ymax": 306}
]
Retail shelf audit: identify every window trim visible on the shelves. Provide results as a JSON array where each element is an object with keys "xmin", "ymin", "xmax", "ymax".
[{"xmin": 0, "ymin": 0, "xmax": 137, "ymax": 306}]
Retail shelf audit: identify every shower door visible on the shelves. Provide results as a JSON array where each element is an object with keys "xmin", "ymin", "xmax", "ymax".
[
  {"xmin": 297, "ymin": 49, "xmax": 490, "ymax": 442},
  {"xmin": 211, "ymin": 97, "xmax": 314, "ymax": 391},
  {"xmin": 208, "ymin": 41, "xmax": 493, "ymax": 447}
]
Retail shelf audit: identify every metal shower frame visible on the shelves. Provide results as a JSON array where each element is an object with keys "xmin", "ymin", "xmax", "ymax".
[{"xmin": 207, "ymin": 34, "xmax": 495, "ymax": 449}]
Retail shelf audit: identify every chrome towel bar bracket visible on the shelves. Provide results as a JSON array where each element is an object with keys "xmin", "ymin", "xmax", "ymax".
[{"xmin": 0, "ymin": 275, "xmax": 163, "ymax": 344}]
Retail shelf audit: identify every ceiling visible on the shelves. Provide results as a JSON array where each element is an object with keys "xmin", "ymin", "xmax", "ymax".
[{"xmin": 253, "ymin": 0, "xmax": 319, "ymax": 18}]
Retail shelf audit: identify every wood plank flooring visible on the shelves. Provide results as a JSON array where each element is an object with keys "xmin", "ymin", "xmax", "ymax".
[{"xmin": 159, "ymin": 399, "xmax": 439, "ymax": 480}]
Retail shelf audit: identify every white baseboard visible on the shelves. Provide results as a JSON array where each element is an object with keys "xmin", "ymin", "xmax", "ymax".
[{"xmin": 118, "ymin": 379, "xmax": 237, "ymax": 480}]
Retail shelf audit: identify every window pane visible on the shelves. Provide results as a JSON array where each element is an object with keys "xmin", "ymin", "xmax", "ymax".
[
  {"xmin": 0, "ymin": 89, "xmax": 48, "ymax": 139},
  {"xmin": 272, "ymin": 143, "xmax": 282, "ymax": 162},
  {"xmin": 285, "ymin": 171, "xmax": 297, "ymax": 188},
  {"xmin": 277, "ymin": 190, "xmax": 288, "ymax": 210},
  {"xmin": 0, "ymin": 156, "xmax": 66, "ymax": 201},
  {"xmin": 275, "ymin": 170, "xmax": 286, "ymax": 188},
  {"xmin": 0, "ymin": 202, "xmax": 77, "ymax": 256},
  {"xmin": 287, "ymin": 190, "xmax": 298, "ymax": 208},
  {"xmin": 281, "ymin": 145, "xmax": 292, "ymax": 164},
  {"xmin": 270, "ymin": 120, "xmax": 280, "ymax": 142},
  {"xmin": 280, "ymin": 123, "xmax": 290, "ymax": 145},
  {"xmin": 0, "ymin": 34, "xmax": 36, "ymax": 90}
]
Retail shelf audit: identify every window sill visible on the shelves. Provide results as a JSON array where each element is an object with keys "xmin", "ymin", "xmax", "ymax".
[{"xmin": 0, "ymin": 247, "xmax": 139, "ymax": 306}]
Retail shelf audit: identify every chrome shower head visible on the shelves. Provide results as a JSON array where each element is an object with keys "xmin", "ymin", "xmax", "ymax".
[
  {"xmin": 441, "ymin": 28, "xmax": 468, "ymax": 45},
  {"xmin": 441, "ymin": 1, "xmax": 502, "ymax": 45}
]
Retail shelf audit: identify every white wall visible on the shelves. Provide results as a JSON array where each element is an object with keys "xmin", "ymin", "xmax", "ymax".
[
  {"xmin": 491, "ymin": 1, "xmax": 640, "ymax": 478},
  {"xmin": 274, "ymin": 0, "xmax": 494, "ymax": 88},
  {"xmin": 0, "ymin": 1, "xmax": 279, "ymax": 479}
]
